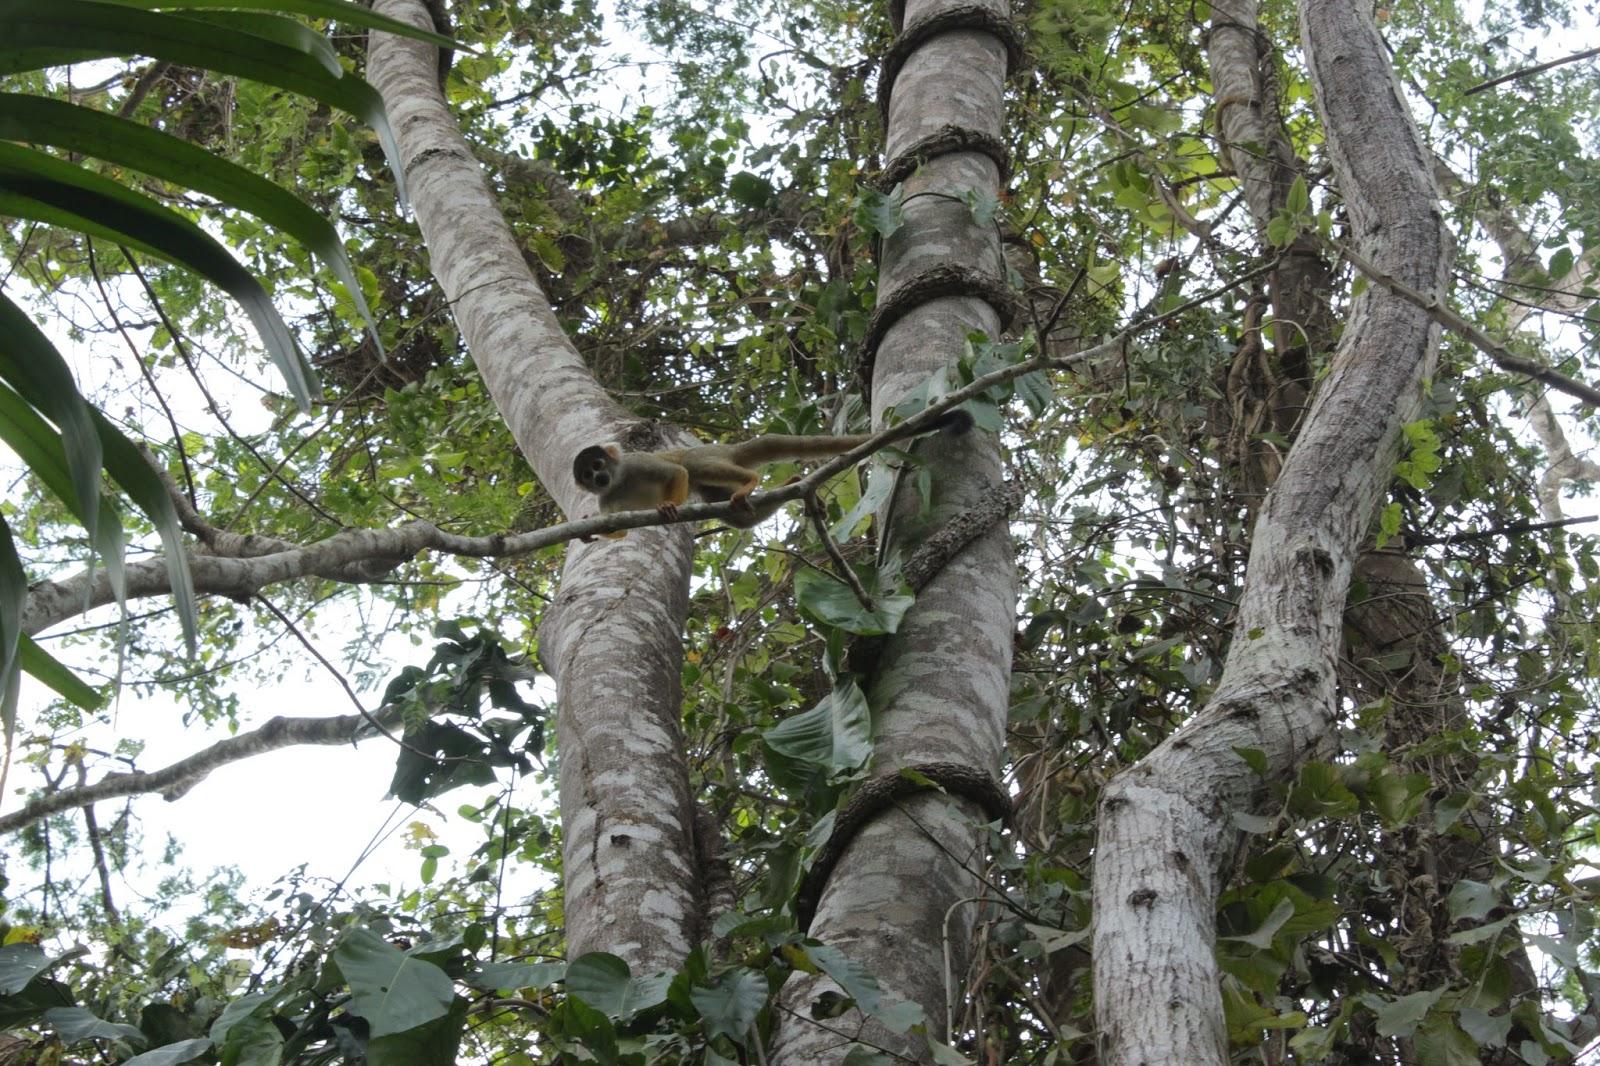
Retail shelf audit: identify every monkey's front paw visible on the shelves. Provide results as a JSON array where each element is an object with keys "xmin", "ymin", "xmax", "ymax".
[
  {"xmin": 729, "ymin": 492, "xmax": 754, "ymax": 513},
  {"xmin": 657, "ymin": 503, "xmax": 681, "ymax": 521}
]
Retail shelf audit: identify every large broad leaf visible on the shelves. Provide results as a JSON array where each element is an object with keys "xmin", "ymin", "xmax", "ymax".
[
  {"xmin": 564, "ymin": 953, "xmax": 670, "ymax": 1020},
  {"xmin": 465, "ymin": 960, "xmax": 566, "ymax": 992},
  {"xmin": 802, "ymin": 943, "xmax": 924, "ymax": 1035},
  {"xmin": 122, "ymin": 1038, "xmax": 212, "ymax": 1066},
  {"xmin": 688, "ymin": 968, "xmax": 767, "ymax": 1043},
  {"xmin": 762, "ymin": 680, "xmax": 872, "ymax": 776},
  {"xmin": 794, "ymin": 565, "xmax": 914, "ymax": 636},
  {"xmin": 45, "ymin": 1005, "xmax": 146, "ymax": 1046},
  {"xmin": 0, "ymin": 0, "xmax": 409, "ymax": 201},
  {"xmin": 334, "ymin": 929, "xmax": 454, "ymax": 1039},
  {"xmin": 0, "ymin": 95, "xmax": 383, "ymax": 351},
  {"xmin": 0, "ymin": 944, "xmax": 52, "ymax": 994},
  {"xmin": 0, "ymin": 143, "xmax": 317, "ymax": 411},
  {"xmin": 366, "ymin": 998, "xmax": 467, "ymax": 1066}
]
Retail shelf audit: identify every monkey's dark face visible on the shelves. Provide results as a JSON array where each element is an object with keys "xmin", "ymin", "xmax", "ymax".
[{"xmin": 573, "ymin": 445, "xmax": 616, "ymax": 493}]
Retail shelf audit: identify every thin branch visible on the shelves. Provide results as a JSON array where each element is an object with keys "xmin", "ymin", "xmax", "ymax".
[
  {"xmin": 1416, "ymin": 514, "xmax": 1596, "ymax": 546},
  {"xmin": 1464, "ymin": 45, "xmax": 1600, "ymax": 95},
  {"xmin": 123, "ymin": 255, "xmax": 343, "ymax": 527},
  {"xmin": 86, "ymin": 240, "xmax": 197, "ymax": 506},
  {"xmin": 805, "ymin": 491, "xmax": 873, "ymax": 610},
  {"xmin": 1339, "ymin": 242, "xmax": 1600, "ymax": 408},
  {"xmin": 0, "ymin": 707, "xmax": 399, "ymax": 834},
  {"xmin": 255, "ymin": 594, "xmax": 428, "ymax": 760}
]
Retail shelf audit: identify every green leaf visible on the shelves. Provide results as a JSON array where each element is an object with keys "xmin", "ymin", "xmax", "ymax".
[
  {"xmin": 1233, "ymin": 746, "xmax": 1268, "ymax": 776},
  {"xmin": 91, "ymin": 410, "xmax": 200, "ymax": 654},
  {"xmin": 0, "ymin": 93, "xmax": 380, "ymax": 353},
  {"xmin": 1446, "ymin": 880, "xmax": 1496, "ymax": 923},
  {"xmin": 564, "ymin": 953, "xmax": 670, "ymax": 1020},
  {"xmin": 1413, "ymin": 1016, "xmax": 1480, "ymax": 1066},
  {"xmin": 959, "ymin": 186, "xmax": 1000, "ymax": 228},
  {"xmin": 1364, "ymin": 988, "xmax": 1444, "ymax": 1038},
  {"xmin": 0, "ymin": 143, "xmax": 318, "ymax": 411},
  {"xmin": 728, "ymin": 171, "xmax": 777, "ymax": 209},
  {"xmin": 366, "ymin": 997, "xmax": 467, "ymax": 1066},
  {"xmin": 1457, "ymin": 1007, "xmax": 1512, "ymax": 1049},
  {"xmin": 207, "ymin": 993, "xmax": 282, "ymax": 1066},
  {"xmin": 1222, "ymin": 897, "xmax": 1295, "ymax": 949},
  {"xmin": 762, "ymin": 680, "xmax": 872, "ymax": 776},
  {"xmin": 0, "ymin": 944, "xmax": 51, "ymax": 994},
  {"xmin": 0, "ymin": 1, "xmax": 409, "ymax": 202},
  {"xmin": 551, "ymin": 997, "xmax": 618, "ymax": 1066},
  {"xmin": 689, "ymin": 968, "xmax": 767, "ymax": 1042},
  {"xmin": 803, "ymin": 943, "xmax": 924, "ymax": 1034},
  {"xmin": 853, "ymin": 184, "xmax": 905, "ymax": 239},
  {"xmin": 794, "ymin": 565, "xmax": 913, "ymax": 636},
  {"xmin": 334, "ymin": 929, "xmax": 454, "ymax": 1038},
  {"xmin": 123, "ymin": 1038, "xmax": 213, "ymax": 1066},
  {"xmin": 0, "ymin": 292, "xmax": 103, "ymax": 544},
  {"xmin": 19, "ymin": 635, "xmax": 104, "ymax": 710},
  {"xmin": 0, "ymin": 516, "xmax": 24, "ymax": 741},
  {"xmin": 87, "ymin": 0, "xmax": 460, "ymax": 50},
  {"xmin": 45, "ymin": 1005, "xmax": 145, "ymax": 1046},
  {"xmin": 0, "ymin": 310, "xmax": 128, "ymax": 613},
  {"xmin": 466, "ymin": 961, "xmax": 566, "ymax": 992},
  {"xmin": 1287, "ymin": 174, "xmax": 1309, "ymax": 215}
]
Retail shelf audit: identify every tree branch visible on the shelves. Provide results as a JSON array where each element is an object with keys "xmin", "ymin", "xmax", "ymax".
[
  {"xmin": 1339, "ymin": 241, "xmax": 1600, "ymax": 408},
  {"xmin": 0, "ymin": 707, "xmax": 401, "ymax": 835}
]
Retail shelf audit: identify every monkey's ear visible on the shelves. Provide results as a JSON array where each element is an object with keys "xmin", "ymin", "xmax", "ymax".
[{"xmin": 603, "ymin": 444, "xmax": 622, "ymax": 459}]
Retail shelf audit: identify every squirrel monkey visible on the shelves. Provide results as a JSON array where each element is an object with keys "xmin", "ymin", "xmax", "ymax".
[{"xmin": 573, "ymin": 410, "xmax": 973, "ymax": 538}]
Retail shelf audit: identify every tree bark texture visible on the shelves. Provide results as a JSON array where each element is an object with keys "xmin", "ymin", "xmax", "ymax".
[
  {"xmin": 1091, "ymin": 1, "xmax": 1453, "ymax": 1061},
  {"xmin": 771, "ymin": 1, "xmax": 1017, "ymax": 1061},
  {"xmin": 370, "ymin": 0, "xmax": 702, "ymax": 973}
]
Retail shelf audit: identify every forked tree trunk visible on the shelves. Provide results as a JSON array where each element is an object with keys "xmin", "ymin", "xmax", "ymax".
[
  {"xmin": 1091, "ymin": 0, "xmax": 1453, "ymax": 1060},
  {"xmin": 369, "ymin": 0, "xmax": 703, "ymax": 974},
  {"xmin": 770, "ymin": 0, "xmax": 1017, "ymax": 1061}
]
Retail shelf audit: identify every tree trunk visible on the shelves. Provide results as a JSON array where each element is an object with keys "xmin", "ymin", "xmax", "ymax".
[
  {"xmin": 1091, "ymin": 0, "xmax": 1452, "ymax": 1060},
  {"xmin": 770, "ymin": 0, "xmax": 1017, "ymax": 1061},
  {"xmin": 369, "ymin": 0, "xmax": 703, "ymax": 974}
]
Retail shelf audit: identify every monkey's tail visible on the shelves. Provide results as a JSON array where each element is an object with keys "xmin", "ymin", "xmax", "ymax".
[{"xmin": 736, "ymin": 408, "xmax": 973, "ymax": 466}]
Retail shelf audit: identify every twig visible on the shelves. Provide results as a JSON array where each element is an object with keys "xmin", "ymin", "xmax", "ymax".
[
  {"xmin": 255, "ymin": 594, "xmax": 433, "ymax": 761},
  {"xmin": 1337, "ymin": 242, "xmax": 1600, "ymax": 408},
  {"xmin": 1464, "ymin": 45, "xmax": 1600, "ymax": 95},
  {"xmin": 87, "ymin": 240, "xmax": 197, "ymax": 506},
  {"xmin": 123, "ymin": 255, "xmax": 344, "ymax": 526},
  {"xmin": 1415, "ymin": 514, "xmax": 1596, "ymax": 546},
  {"xmin": 806, "ymin": 491, "xmax": 873, "ymax": 610}
]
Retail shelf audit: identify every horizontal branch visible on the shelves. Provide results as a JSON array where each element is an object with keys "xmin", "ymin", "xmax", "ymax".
[
  {"xmin": 1339, "ymin": 242, "xmax": 1600, "ymax": 408},
  {"xmin": 0, "ymin": 706, "xmax": 400, "ymax": 835},
  {"xmin": 23, "ymin": 260, "xmax": 1274, "ymax": 638}
]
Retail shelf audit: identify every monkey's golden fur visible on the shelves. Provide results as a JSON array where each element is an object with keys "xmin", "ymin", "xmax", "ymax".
[{"xmin": 573, "ymin": 411, "xmax": 972, "ymax": 538}]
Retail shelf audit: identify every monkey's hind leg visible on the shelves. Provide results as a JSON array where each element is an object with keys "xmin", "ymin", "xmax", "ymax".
[{"xmin": 658, "ymin": 466, "xmax": 691, "ymax": 522}]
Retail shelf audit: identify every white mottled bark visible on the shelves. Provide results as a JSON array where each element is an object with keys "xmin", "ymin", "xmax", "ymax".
[
  {"xmin": 370, "ymin": 1, "xmax": 701, "ymax": 973},
  {"xmin": 1091, "ymin": 1, "xmax": 1453, "ymax": 1061},
  {"xmin": 770, "ymin": 1, "xmax": 1015, "ymax": 1062}
]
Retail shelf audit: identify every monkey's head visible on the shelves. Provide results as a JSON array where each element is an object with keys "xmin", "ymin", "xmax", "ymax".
[{"xmin": 573, "ymin": 444, "xmax": 621, "ymax": 494}]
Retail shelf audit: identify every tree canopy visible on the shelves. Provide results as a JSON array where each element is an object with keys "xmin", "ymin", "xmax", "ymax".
[{"xmin": 1, "ymin": 0, "xmax": 1598, "ymax": 1062}]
